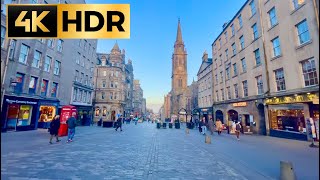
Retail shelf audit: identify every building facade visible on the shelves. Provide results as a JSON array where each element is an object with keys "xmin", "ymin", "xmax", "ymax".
[
  {"xmin": 93, "ymin": 43, "xmax": 128, "ymax": 125},
  {"xmin": 211, "ymin": 0, "xmax": 319, "ymax": 140},
  {"xmin": 170, "ymin": 19, "xmax": 189, "ymax": 122},
  {"xmin": 163, "ymin": 93, "xmax": 171, "ymax": 119},
  {"xmin": 133, "ymin": 79, "xmax": 143, "ymax": 117},
  {"xmin": 197, "ymin": 51, "xmax": 213, "ymax": 122},
  {"xmin": 124, "ymin": 59, "xmax": 134, "ymax": 118}
]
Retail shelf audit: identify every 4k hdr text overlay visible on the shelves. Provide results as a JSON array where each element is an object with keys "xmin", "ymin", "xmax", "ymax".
[{"xmin": 6, "ymin": 4, "xmax": 130, "ymax": 39}]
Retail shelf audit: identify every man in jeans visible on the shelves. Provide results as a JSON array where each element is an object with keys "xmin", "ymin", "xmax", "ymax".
[{"xmin": 67, "ymin": 112, "xmax": 77, "ymax": 143}]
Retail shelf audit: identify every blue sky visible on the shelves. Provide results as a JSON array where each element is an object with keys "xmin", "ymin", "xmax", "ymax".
[{"xmin": 87, "ymin": 0, "xmax": 246, "ymax": 112}]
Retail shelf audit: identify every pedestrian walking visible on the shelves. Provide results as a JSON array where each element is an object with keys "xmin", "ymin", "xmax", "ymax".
[
  {"xmin": 216, "ymin": 119, "xmax": 223, "ymax": 135},
  {"xmin": 198, "ymin": 119, "xmax": 202, "ymax": 133},
  {"xmin": 208, "ymin": 118, "xmax": 214, "ymax": 135},
  {"xmin": 201, "ymin": 117, "xmax": 207, "ymax": 135},
  {"xmin": 115, "ymin": 115, "xmax": 123, "ymax": 131},
  {"xmin": 135, "ymin": 117, "xmax": 138, "ymax": 125},
  {"xmin": 49, "ymin": 115, "xmax": 61, "ymax": 144},
  {"xmin": 235, "ymin": 121, "xmax": 242, "ymax": 140},
  {"xmin": 66, "ymin": 112, "xmax": 77, "ymax": 143}
]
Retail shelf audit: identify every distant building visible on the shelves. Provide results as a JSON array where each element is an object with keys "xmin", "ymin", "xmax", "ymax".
[{"xmin": 133, "ymin": 80, "xmax": 143, "ymax": 117}]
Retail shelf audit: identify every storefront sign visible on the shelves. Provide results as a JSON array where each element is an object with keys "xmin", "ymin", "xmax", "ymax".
[
  {"xmin": 233, "ymin": 102, "xmax": 247, "ymax": 107},
  {"xmin": 266, "ymin": 93, "xmax": 319, "ymax": 105},
  {"xmin": 6, "ymin": 99, "xmax": 37, "ymax": 105}
]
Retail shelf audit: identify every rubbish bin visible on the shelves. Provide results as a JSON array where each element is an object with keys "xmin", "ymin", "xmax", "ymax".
[
  {"xmin": 157, "ymin": 122, "xmax": 161, "ymax": 129},
  {"xmin": 169, "ymin": 123, "xmax": 173, "ymax": 128},
  {"xmin": 175, "ymin": 122, "xmax": 180, "ymax": 129},
  {"xmin": 163, "ymin": 123, "xmax": 167, "ymax": 128}
]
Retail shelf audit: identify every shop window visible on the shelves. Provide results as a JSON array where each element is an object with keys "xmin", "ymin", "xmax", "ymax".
[
  {"xmin": 15, "ymin": 73, "xmax": 25, "ymax": 94},
  {"xmin": 28, "ymin": 76, "xmax": 38, "ymax": 94},
  {"xmin": 40, "ymin": 79, "xmax": 48, "ymax": 96},
  {"xmin": 102, "ymin": 107, "xmax": 107, "ymax": 116},
  {"xmin": 269, "ymin": 109, "xmax": 305, "ymax": 133},
  {"xmin": 51, "ymin": 82, "xmax": 58, "ymax": 97},
  {"xmin": 6, "ymin": 104, "xmax": 33, "ymax": 129},
  {"xmin": 95, "ymin": 107, "xmax": 100, "ymax": 116},
  {"xmin": 39, "ymin": 106, "xmax": 56, "ymax": 123}
]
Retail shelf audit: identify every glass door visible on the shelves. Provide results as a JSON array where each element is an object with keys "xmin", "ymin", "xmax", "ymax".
[{"xmin": 6, "ymin": 104, "xmax": 20, "ymax": 131}]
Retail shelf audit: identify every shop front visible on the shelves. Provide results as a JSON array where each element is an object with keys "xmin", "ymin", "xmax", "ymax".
[
  {"xmin": 199, "ymin": 107, "xmax": 213, "ymax": 123},
  {"xmin": 213, "ymin": 99, "xmax": 266, "ymax": 135},
  {"xmin": 265, "ymin": 92, "xmax": 319, "ymax": 141},
  {"xmin": 37, "ymin": 100, "xmax": 60, "ymax": 129},
  {"xmin": 74, "ymin": 105, "xmax": 93, "ymax": 126},
  {"xmin": 1, "ymin": 95, "xmax": 39, "ymax": 132}
]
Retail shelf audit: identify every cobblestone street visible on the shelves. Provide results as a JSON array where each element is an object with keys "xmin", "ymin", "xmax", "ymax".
[{"xmin": 1, "ymin": 122, "xmax": 319, "ymax": 180}]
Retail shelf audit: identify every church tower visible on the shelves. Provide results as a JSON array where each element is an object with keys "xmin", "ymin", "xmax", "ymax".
[
  {"xmin": 170, "ymin": 19, "xmax": 188, "ymax": 117},
  {"xmin": 171, "ymin": 19, "xmax": 187, "ymax": 94}
]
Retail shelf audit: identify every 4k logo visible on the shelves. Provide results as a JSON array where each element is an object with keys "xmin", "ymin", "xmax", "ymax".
[
  {"xmin": 15, "ymin": 11, "xmax": 50, "ymax": 32},
  {"xmin": 7, "ymin": 5, "xmax": 57, "ymax": 37}
]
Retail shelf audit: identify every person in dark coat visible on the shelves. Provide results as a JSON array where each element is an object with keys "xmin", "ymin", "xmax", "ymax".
[
  {"xmin": 115, "ymin": 115, "xmax": 123, "ymax": 131},
  {"xmin": 49, "ymin": 115, "xmax": 61, "ymax": 144}
]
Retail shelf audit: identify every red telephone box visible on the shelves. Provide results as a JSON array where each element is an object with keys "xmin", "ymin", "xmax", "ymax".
[{"xmin": 58, "ymin": 105, "xmax": 77, "ymax": 137}]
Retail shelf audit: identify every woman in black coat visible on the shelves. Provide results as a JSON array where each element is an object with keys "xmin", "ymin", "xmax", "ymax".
[{"xmin": 49, "ymin": 115, "xmax": 61, "ymax": 144}]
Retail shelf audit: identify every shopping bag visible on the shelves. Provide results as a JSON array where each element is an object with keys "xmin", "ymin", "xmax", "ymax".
[{"xmin": 205, "ymin": 135, "xmax": 211, "ymax": 144}]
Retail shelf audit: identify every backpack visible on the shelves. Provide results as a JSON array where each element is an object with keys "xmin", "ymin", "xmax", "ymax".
[{"xmin": 236, "ymin": 123, "xmax": 241, "ymax": 130}]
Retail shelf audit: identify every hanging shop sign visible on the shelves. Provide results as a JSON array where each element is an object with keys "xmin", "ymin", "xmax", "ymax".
[{"xmin": 233, "ymin": 102, "xmax": 247, "ymax": 107}]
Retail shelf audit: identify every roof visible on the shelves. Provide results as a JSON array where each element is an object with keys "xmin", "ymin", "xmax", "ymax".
[
  {"xmin": 211, "ymin": 0, "xmax": 250, "ymax": 46},
  {"xmin": 197, "ymin": 58, "xmax": 213, "ymax": 76}
]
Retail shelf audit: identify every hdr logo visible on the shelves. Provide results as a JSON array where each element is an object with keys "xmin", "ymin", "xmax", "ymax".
[{"xmin": 6, "ymin": 4, "xmax": 130, "ymax": 39}]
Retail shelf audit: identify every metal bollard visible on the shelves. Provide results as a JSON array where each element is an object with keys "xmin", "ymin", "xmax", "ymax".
[{"xmin": 280, "ymin": 161, "xmax": 296, "ymax": 180}]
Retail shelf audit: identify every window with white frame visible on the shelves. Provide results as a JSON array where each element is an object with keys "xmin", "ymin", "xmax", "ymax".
[
  {"xmin": 268, "ymin": 7, "xmax": 278, "ymax": 27},
  {"xmin": 241, "ymin": 58, "xmax": 247, "ymax": 73},
  {"xmin": 110, "ymin": 92, "xmax": 113, "ymax": 99},
  {"xmin": 252, "ymin": 23, "xmax": 259, "ymax": 40},
  {"xmin": 254, "ymin": 49, "xmax": 261, "ymax": 66},
  {"xmin": 75, "ymin": 70, "xmax": 79, "ymax": 81},
  {"xmin": 73, "ymin": 88, "xmax": 77, "ymax": 101},
  {"xmin": 250, "ymin": 0, "xmax": 256, "ymax": 16},
  {"xmin": 215, "ymin": 74, "xmax": 218, "ymax": 84},
  {"xmin": 238, "ymin": 14, "xmax": 243, "ymax": 29},
  {"xmin": 216, "ymin": 90, "xmax": 219, "ymax": 101},
  {"xmin": 233, "ymin": 63, "xmax": 238, "ymax": 76},
  {"xmin": 243, "ymin": 80, "xmax": 248, "ymax": 97},
  {"xmin": 80, "ymin": 73, "xmax": 84, "ymax": 83},
  {"xmin": 225, "ymin": 49, "xmax": 229, "ymax": 60},
  {"xmin": 231, "ymin": 24, "xmax": 235, "ymax": 36},
  {"xmin": 296, "ymin": 19, "xmax": 310, "ymax": 45},
  {"xmin": 292, "ymin": 0, "xmax": 305, "ymax": 10},
  {"xmin": 271, "ymin": 37, "xmax": 281, "ymax": 57},
  {"xmin": 9, "ymin": 39, "xmax": 17, "ymax": 60},
  {"xmin": 234, "ymin": 84, "xmax": 239, "ymax": 98},
  {"xmin": 19, "ymin": 44, "xmax": 29, "ymax": 64},
  {"xmin": 232, "ymin": 43, "xmax": 236, "ymax": 55},
  {"xmin": 57, "ymin": 39, "xmax": 63, "ymax": 52},
  {"xmin": 219, "ymin": 54, "xmax": 223, "ymax": 65},
  {"xmin": 224, "ymin": 31, "xmax": 228, "ymax": 42},
  {"xmin": 256, "ymin": 75, "xmax": 264, "ymax": 95},
  {"xmin": 47, "ymin": 39, "xmax": 54, "ymax": 48},
  {"xmin": 226, "ymin": 66, "xmax": 231, "ymax": 80},
  {"xmin": 301, "ymin": 59, "xmax": 318, "ymax": 87},
  {"xmin": 1, "ymin": 26, "xmax": 5, "ymax": 48},
  {"xmin": 32, "ymin": 50, "xmax": 41, "ymax": 68},
  {"xmin": 221, "ymin": 89, "xmax": 225, "ymax": 101},
  {"xmin": 54, "ymin": 60, "xmax": 61, "ymax": 75},
  {"xmin": 82, "ymin": 56, "xmax": 85, "ymax": 67},
  {"xmin": 239, "ymin": 35, "xmax": 245, "ymax": 50},
  {"xmin": 220, "ymin": 71, "xmax": 223, "ymax": 83},
  {"xmin": 101, "ymin": 92, "xmax": 105, "ymax": 99},
  {"xmin": 227, "ymin": 86, "xmax": 231, "ymax": 100},
  {"xmin": 76, "ymin": 52, "xmax": 80, "ymax": 64},
  {"xmin": 44, "ymin": 55, "xmax": 52, "ymax": 72},
  {"xmin": 274, "ymin": 68, "xmax": 286, "ymax": 91}
]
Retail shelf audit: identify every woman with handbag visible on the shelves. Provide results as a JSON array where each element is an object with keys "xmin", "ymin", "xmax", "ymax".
[{"xmin": 49, "ymin": 115, "xmax": 61, "ymax": 144}]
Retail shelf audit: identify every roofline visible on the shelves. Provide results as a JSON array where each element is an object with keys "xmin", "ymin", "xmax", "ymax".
[
  {"xmin": 211, "ymin": 0, "xmax": 250, "ymax": 46},
  {"xmin": 197, "ymin": 60, "xmax": 213, "ymax": 76}
]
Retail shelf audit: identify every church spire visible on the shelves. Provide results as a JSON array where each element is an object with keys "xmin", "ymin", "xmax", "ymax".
[
  {"xmin": 111, "ymin": 41, "xmax": 120, "ymax": 52},
  {"xmin": 175, "ymin": 18, "xmax": 183, "ymax": 44}
]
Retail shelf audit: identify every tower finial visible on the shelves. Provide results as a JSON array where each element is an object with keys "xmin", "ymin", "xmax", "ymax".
[{"xmin": 176, "ymin": 18, "xmax": 183, "ymax": 43}]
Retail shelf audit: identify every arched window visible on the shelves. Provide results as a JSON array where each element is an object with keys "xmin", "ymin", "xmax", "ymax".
[
  {"xmin": 95, "ymin": 107, "xmax": 100, "ymax": 116},
  {"xmin": 102, "ymin": 107, "xmax": 107, "ymax": 116}
]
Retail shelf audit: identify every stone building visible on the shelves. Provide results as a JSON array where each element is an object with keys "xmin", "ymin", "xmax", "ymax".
[
  {"xmin": 124, "ymin": 59, "xmax": 134, "ymax": 118},
  {"xmin": 93, "ymin": 43, "xmax": 128, "ymax": 125},
  {"xmin": 142, "ymin": 98, "xmax": 146, "ymax": 117},
  {"xmin": 133, "ymin": 79, "xmax": 143, "ymax": 117},
  {"xmin": 169, "ymin": 19, "xmax": 189, "ymax": 122},
  {"xmin": 188, "ymin": 79, "xmax": 198, "ymax": 114},
  {"xmin": 211, "ymin": 0, "xmax": 319, "ymax": 140},
  {"xmin": 0, "ymin": 0, "xmax": 97, "ymax": 131},
  {"xmin": 197, "ymin": 51, "xmax": 213, "ymax": 122},
  {"xmin": 1, "ymin": 12, "xmax": 8, "ymax": 108},
  {"xmin": 163, "ymin": 93, "xmax": 171, "ymax": 119}
]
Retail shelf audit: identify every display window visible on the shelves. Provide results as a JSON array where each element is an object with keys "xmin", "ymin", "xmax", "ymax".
[
  {"xmin": 6, "ymin": 104, "xmax": 33, "ymax": 130},
  {"xmin": 95, "ymin": 107, "xmax": 100, "ymax": 116},
  {"xmin": 38, "ymin": 106, "xmax": 56, "ymax": 122},
  {"xmin": 17, "ymin": 105, "xmax": 32, "ymax": 126},
  {"xmin": 269, "ymin": 109, "xmax": 306, "ymax": 133}
]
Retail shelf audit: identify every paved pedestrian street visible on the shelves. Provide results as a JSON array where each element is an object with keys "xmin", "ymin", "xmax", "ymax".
[{"xmin": 1, "ymin": 123, "xmax": 319, "ymax": 180}]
